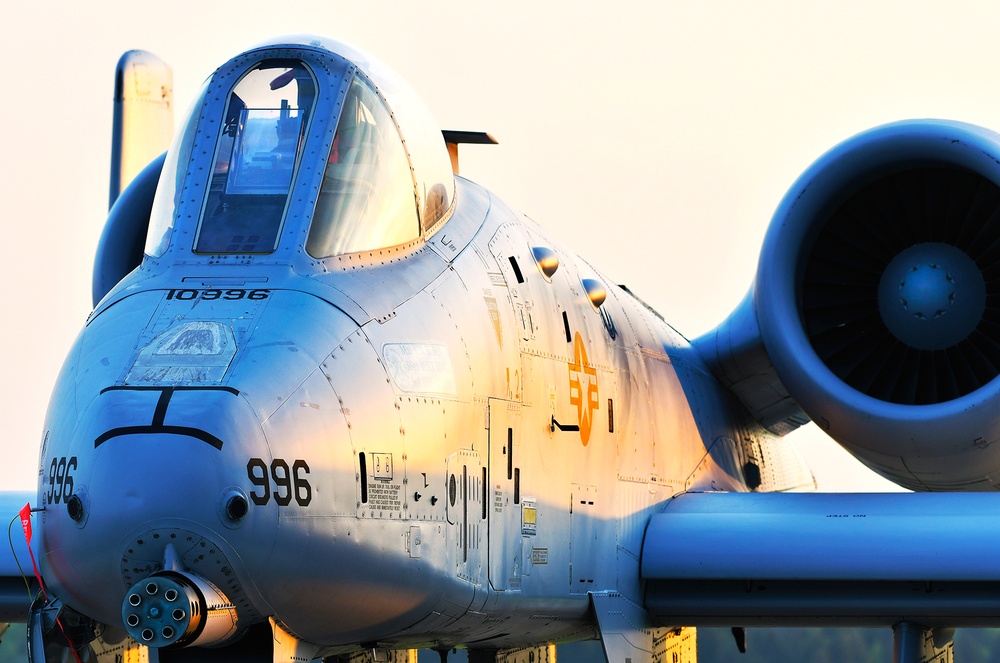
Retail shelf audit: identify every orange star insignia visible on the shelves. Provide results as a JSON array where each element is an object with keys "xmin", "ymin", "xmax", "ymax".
[{"xmin": 568, "ymin": 331, "xmax": 599, "ymax": 446}]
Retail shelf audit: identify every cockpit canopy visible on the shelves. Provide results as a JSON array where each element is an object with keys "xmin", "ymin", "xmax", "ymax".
[
  {"xmin": 145, "ymin": 36, "xmax": 454, "ymax": 261},
  {"xmin": 197, "ymin": 59, "xmax": 313, "ymax": 254},
  {"xmin": 306, "ymin": 74, "xmax": 422, "ymax": 257}
]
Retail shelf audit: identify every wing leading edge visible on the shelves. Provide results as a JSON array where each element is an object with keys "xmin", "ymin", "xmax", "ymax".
[{"xmin": 641, "ymin": 491, "xmax": 1000, "ymax": 628}]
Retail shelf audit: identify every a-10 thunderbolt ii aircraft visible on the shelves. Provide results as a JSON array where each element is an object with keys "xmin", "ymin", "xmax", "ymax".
[{"xmin": 8, "ymin": 33, "xmax": 1000, "ymax": 663}]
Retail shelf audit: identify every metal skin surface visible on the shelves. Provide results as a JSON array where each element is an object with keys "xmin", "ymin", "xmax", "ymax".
[
  {"xmin": 109, "ymin": 50, "xmax": 173, "ymax": 210},
  {"xmin": 28, "ymin": 33, "xmax": 1000, "ymax": 663},
  {"xmin": 642, "ymin": 493, "xmax": 1000, "ymax": 631},
  {"xmin": 41, "ymin": 175, "xmax": 811, "ymax": 655},
  {"xmin": 27, "ymin": 37, "xmax": 814, "ymax": 660}
]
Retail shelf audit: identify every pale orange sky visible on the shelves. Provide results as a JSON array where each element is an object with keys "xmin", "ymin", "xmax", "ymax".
[{"xmin": 5, "ymin": 1, "xmax": 997, "ymax": 492}]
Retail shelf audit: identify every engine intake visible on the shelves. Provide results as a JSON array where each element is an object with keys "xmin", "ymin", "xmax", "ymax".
[
  {"xmin": 803, "ymin": 167, "xmax": 1000, "ymax": 405},
  {"xmin": 697, "ymin": 120, "xmax": 1000, "ymax": 490}
]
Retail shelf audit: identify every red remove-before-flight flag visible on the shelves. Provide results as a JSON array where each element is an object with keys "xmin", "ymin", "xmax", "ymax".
[{"xmin": 18, "ymin": 503, "xmax": 43, "ymax": 590}]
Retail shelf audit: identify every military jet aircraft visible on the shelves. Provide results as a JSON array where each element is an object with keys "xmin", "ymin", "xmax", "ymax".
[{"xmin": 4, "ymin": 33, "xmax": 1000, "ymax": 663}]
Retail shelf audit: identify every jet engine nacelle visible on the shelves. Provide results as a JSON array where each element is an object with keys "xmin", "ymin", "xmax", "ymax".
[
  {"xmin": 697, "ymin": 120, "xmax": 1000, "ymax": 490},
  {"xmin": 92, "ymin": 153, "xmax": 164, "ymax": 307}
]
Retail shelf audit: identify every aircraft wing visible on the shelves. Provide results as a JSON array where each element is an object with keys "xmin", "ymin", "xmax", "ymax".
[
  {"xmin": 0, "ymin": 492, "xmax": 40, "ymax": 623},
  {"xmin": 640, "ymin": 491, "xmax": 1000, "ymax": 628}
]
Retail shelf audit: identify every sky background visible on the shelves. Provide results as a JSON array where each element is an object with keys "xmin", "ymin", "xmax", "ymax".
[{"xmin": 6, "ymin": 1, "xmax": 999, "ymax": 493}]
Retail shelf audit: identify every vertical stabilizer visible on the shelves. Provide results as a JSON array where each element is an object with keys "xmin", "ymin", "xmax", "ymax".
[{"xmin": 109, "ymin": 50, "xmax": 173, "ymax": 209}]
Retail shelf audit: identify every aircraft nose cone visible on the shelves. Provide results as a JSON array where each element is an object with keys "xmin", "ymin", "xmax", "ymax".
[
  {"xmin": 877, "ymin": 242, "xmax": 986, "ymax": 350},
  {"xmin": 41, "ymin": 385, "xmax": 273, "ymax": 626}
]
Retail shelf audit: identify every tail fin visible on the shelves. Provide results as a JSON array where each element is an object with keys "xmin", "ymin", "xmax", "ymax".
[{"xmin": 109, "ymin": 50, "xmax": 173, "ymax": 209}]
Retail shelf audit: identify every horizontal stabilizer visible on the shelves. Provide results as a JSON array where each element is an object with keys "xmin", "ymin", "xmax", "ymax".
[{"xmin": 642, "ymin": 492, "xmax": 1000, "ymax": 627}]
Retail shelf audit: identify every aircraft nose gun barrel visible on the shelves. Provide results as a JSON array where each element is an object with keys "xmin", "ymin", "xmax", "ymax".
[{"xmin": 121, "ymin": 571, "xmax": 237, "ymax": 648}]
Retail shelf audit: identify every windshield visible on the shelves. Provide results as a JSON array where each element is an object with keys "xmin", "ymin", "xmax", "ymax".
[
  {"xmin": 306, "ymin": 75, "xmax": 419, "ymax": 258},
  {"xmin": 195, "ymin": 60, "xmax": 316, "ymax": 254}
]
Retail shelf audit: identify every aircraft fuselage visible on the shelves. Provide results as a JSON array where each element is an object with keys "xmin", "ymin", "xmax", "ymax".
[
  {"xmin": 39, "ymin": 178, "xmax": 812, "ymax": 652},
  {"xmin": 35, "ymin": 37, "xmax": 813, "ymax": 657}
]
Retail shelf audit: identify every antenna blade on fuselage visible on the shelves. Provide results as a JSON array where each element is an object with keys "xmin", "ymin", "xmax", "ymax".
[{"xmin": 109, "ymin": 50, "xmax": 173, "ymax": 209}]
